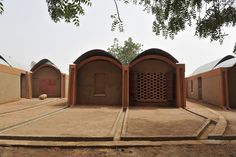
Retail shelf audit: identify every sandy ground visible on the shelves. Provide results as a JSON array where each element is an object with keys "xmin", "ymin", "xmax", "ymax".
[
  {"xmin": 220, "ymin": 110, "xmax": 236, "ymax": 135},
  {"xmin": 0, "ymin": 99, "xmax": 67, "ymax": 132},
  {"xmin": 185, "ymin": 101, "xmax": 219, "ymax": 121},
  {"xmin": 0, "ymin": 100, "xmax": 236, "ymax": 156},
  {"xmin": 0, "ymin": 98, "xmax": 57, "ymax": 114},
  {"xmin": 123, "ymin": 107, "xmax": 205, "ymax": 136},
  {"xmin": 1, "ymin": 144, "xmax": 236, "ymax": 157},
  {"xmin": 2, "ymin": 106, "xmax": 121, "ymax": 137},
  {"xmin": 186, "ymin": 100, "xmax": 236, "ymax": 135}
]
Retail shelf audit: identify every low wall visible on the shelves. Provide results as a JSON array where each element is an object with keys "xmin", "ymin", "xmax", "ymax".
[{"xmin": 0, "ymin": 64, "xmax": 25, "ymax": 104}]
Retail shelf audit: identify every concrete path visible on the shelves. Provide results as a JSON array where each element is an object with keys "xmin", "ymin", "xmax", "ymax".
[
  {"xmin": 186, "ymin": 100, "xmax": 236, "ymax": 137},
  {"xmin": 218, "ymin": 110, "xmax": 236, "ymax": 135}
]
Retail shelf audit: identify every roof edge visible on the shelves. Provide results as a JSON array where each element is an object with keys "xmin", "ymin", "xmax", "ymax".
[
  {"xmin": 74, "ymin": 49, "xmax": 121, "ymax": 64},
  {"xmin": 31, "ymin": 59, "xmax": 60, "ymax": 72},
  {"xmin": 130, "ymin": 48, "xmax": 179, "ymax": 64}
]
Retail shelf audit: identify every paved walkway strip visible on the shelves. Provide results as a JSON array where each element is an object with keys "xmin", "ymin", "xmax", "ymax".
[
  {"xmin": 121, "ymin": 107, "xmax": 129, "ymax": 136},
  {"xmin": 193, "ymin": 119, "xmax": 211, "ymax": 138},
  {"xmin": 207, "ymin": 108, "xmax": 227, "ymax": 136},
  {"xmin": 0, "ymin": 134, "xmax": 112, "ymax": 142},
  {"xmin": 185, "ymin": 101, "xmax": 229, "ymax": 140},
  {"xmin": 110, "ymin": 108, "xmax": 125, "ymax": 141},
  {"xmin": 1, "ymin": 139, "xmax": 236, "ymax": 148}
]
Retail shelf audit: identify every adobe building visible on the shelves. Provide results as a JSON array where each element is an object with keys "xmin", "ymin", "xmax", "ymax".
[
  {"xmin": 31, "ymin": 59, "xmax": 68, "ymax": 98},
  {"xmin": 129, "ymin": 48, "xmax": 185, "ymax": 108},
  {"xmin": 0, "ymin": 54, "xmax": 31, "ymax": 104},
  {"xmin": 68, "ymin": 49, "xmax": 123, "ymax": 106},
  {"xmin": 68, "ymin": 48, "xmax": 185, "ymax": 108},
  {"xmin": 186, "ymin": 55, "xmax": 236, "ymax": 109}
]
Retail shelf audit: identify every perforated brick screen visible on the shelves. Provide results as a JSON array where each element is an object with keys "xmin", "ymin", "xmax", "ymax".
[{"xmin": 132, "ymin": 73, "xmax": 168, "ymax": 102}]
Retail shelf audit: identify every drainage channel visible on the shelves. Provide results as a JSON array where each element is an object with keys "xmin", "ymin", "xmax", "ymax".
[
  {"xmin": 112, "ymin": 108, "xmax": 127, "ymax": 141},
  {"xmin": 184, "ymin": 108, "xmax": 219, "ymax": 140},
  {"xmin": 0, "ymin": 99, "xmax": 61, "ymax": 115}
]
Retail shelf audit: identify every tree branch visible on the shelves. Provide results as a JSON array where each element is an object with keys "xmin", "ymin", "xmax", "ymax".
[{"xmin": 114, "ymin": 0, "xmax": 122, "ymax": 22}]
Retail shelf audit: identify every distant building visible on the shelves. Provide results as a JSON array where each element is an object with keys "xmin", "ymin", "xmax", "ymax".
[
  {"xmin": 0, "ymin": 54, "xmax": 31, "ymax": 104},
  {"xmin": 186, "ymin": 55, "xmax": 236, "ymax": 108},
  {"xmin": 30, "ymin": 59, "xmax": 68, "ymax": 98}
]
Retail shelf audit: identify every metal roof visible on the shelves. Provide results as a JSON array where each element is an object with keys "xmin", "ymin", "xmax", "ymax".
[
  {"xmin": 214, "ymin": 57, "xmax": 236, "ymax": 69},
  {"xmin": 130, "ymin": 48, "xmax": 179, "ymax": 64},
  {"xmin": 31, "ymin": 59, "xmax": 60, "ymax": 72},
  {"xmin": 0, "ymin": 54, "xmax": 29, "ymax": 70},
  {"xmin": 74, "ymin": 49, "xmax": 121, "ymax": 64},
  {"xmin": 0, "ymin": 55, "xmax": 11, "ymax": 66},
  {"xmin": 191, "ymin": 55, "xmax": 235, "ymax": 76}
]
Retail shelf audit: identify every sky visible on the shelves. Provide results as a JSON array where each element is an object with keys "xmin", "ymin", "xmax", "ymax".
[{"xmin": 0, "ymin": 0, "xmax": 235, "ymax": 76}]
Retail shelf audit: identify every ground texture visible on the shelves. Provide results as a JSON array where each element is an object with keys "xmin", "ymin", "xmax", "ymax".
[{"xmin": 0, "ymin": 99, "xmax": 236, "ymax": 156}]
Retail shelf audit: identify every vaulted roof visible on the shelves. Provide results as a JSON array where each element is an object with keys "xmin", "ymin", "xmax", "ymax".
[
  {"xmin": 74, "ymin": 49, "xmax": 121, "ymax": 65},
  {"xmin": 214, "ymin": 57, "xmax": 236, "ymax": 69},
  {"xmin": 130, "ymin": 48, "xmax": 179, "ymax": 64},
  {"xmin": 31, "ymin": 59, "xmax": 60, "ymax": 72}
]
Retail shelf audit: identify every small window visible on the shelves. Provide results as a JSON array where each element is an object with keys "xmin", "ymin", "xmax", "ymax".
[
  {"xmin": 94, "ymin": 73, "xmax": 106, "ymax": 96},
  {"xmin": 191, "ymin": 80, "xmax": 193, "ymax": 92}
]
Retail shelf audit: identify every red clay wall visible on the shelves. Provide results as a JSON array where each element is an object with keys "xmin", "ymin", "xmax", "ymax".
[
  {"xmin": 32, "ymin": 66, "xmax": 61, "ymax": 98},
  {"xmin": 76, "ymin": 60, "xmax": 122, "ymax": 105},
  {"xmin": 202, "ymin": 76, "xmax": 222, "ymax": 106},
  {"xmin": 187, "ymin": 68, "xmax": 227, "ymax": 107},
  {"xmin": 187, "ymin": 78, "xmax": 199, "ymax": 100}
]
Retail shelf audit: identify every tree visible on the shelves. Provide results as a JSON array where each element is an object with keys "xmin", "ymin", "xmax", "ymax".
[
  {"xmin": 0, "ymin": 1, "xmax": 3, "ymax": 15},
  {"xmin": 48, "ymin": 0, "xmax": 236, "ymax": 43},
  {"xmin": 1, "ymin": 0, "xmax": 236, "ymax": 43},
  {"xmin": 233, "ymin": 43, "xmax": 236, "ymax": 54},
  {"xmin": 46, "ymin": 0, "xmax": 92, "ymax": 26},
  {"xmin": 107, "ymin": 37, "xmax": 142, "ymax": 65}
]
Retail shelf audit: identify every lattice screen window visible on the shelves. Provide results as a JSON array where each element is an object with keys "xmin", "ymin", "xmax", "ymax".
[{"xmin": 136, "ymin": 73, "xmax": 167, "ymax": 102}]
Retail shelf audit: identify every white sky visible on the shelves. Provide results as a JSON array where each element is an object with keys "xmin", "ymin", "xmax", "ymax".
[{"xmin": 0, "ymin": 0, "xmax": 235, "ymax": 76}]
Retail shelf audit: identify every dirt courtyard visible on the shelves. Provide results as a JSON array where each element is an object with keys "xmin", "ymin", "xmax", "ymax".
[
  {"xmin": 0, "ymin": 99, "xmax": 208, "ymax": 140},
  {"xmin": 0, "ymin": 99, "xmax": 236, "ymax": 156},
  {"xmin": 1, "ymin": 142, "xmax": 236, "ymax": 157},
  {"xmin": 123, "ymin": 107, "xmax": 205, "ymax": 137}
]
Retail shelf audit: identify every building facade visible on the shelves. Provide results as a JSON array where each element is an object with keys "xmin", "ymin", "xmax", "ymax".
[
  {"xmin": 0, "ymin": 55, "xmax": 31, "ymax": 104},
  {"xmin": 186, "ymin": 55, "xmax": 236, "ymax": 108},
  {"xmin": 68, "ymin": 48, "xmax": 186, "ymax": 108},
  {"xmin": 31, "ymin": 59, "xmax": 68, "ymax": 98}
]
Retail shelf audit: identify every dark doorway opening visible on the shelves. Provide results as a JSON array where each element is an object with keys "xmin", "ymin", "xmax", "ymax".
[
  {"xmin": 20, "ymin": 74, "xmax": 26, "ymax": 98},
  {"xmin": 198, "ymin": 77, "xmax": 202, "ymax": 100}
]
